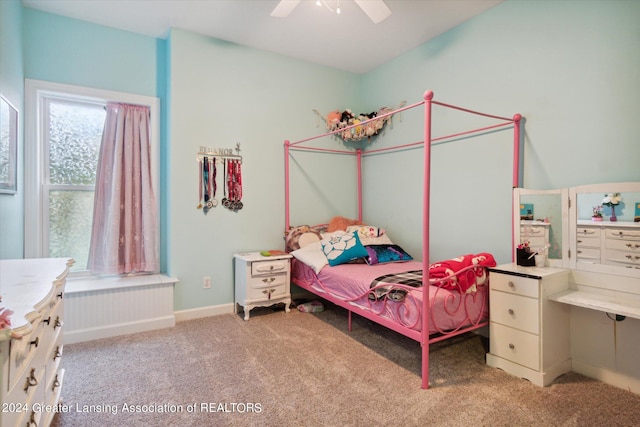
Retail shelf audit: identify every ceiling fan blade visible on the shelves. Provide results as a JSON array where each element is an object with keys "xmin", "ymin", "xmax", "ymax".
[
  {"xmin": 354, "ymin": 0, "xmax": 391, "ymax": 24},
  {"xmin": 270, "ymin": 0, "xmax": 302, "ymax": 18}
]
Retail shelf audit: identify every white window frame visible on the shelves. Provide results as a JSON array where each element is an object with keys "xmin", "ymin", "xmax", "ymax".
[{"xmin": 25, "ymin": 79, "xmax": 160, "ymax": 274}]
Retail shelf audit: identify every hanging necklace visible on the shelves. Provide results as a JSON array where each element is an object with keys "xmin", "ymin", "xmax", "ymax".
[
  {"xmin": 197, "ymin": 158, "xmax": 203, "ymax": 209},
  {"xmin": 210, "ymin": 158, "xmax": 218, "ymax": 207}
]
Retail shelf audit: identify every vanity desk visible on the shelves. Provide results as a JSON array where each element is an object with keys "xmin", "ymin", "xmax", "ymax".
[
  {"xmin": 494, "ymin": 182, "xmax": 640, "ymax": 393},
  {"xmin": 486, "ymin": 263, "xmax": 572, "ymax": 387}
]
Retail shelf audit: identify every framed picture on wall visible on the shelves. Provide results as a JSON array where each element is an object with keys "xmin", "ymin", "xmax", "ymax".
[{"xmin": 0, "ymin": 95, "xmax": 18, "ymax": 194}]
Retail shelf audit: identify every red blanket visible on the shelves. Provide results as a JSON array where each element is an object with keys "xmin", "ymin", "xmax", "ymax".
[{"xmin": 429, "ymin": 253, "xmax": 496, "ymax": 293}]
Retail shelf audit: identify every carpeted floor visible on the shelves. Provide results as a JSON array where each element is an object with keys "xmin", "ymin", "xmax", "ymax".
[{"xmin": 51, "ymin": 302, "xmax": 640, "ymax": 427}]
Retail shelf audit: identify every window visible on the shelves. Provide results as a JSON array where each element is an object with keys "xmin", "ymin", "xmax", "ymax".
[
  {"xmin": 25, "ymin": 80, "xmax": 160, "ymax": 273},
  {"xmin": 46, "ymin": 99, "xmax": 105, "ymax": 269}
]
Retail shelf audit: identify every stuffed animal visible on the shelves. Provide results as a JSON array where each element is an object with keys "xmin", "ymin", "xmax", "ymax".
[
  {"xmin": 327, "ymin": 216, "xmax": 365, "ymax": 232},
  {"xmin": 285, "ymin": 225, "xmax": 322, "ymax": 252}
]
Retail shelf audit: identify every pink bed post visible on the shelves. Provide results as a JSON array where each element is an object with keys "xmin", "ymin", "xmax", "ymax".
[
  {"xmin": 511, "ymin": 114, "xmax": 522, "ymax": 262},
  {"xmin": 284, "ymin": 140, "xmax": 291, "ymax": 232},
  {"xmin": 357, "ymin": 149, "xmax": 363, "ymax": 222},
  {"xmin": 421, "ymin": 90, "xmax": 434, "ymax": 389}
]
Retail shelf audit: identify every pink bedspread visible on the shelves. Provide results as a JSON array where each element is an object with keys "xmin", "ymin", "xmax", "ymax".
[{"xmin": 292, "ymin": 259, "xmax": 489, "ymax": 334}]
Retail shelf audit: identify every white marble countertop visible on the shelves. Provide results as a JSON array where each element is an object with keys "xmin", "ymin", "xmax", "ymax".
[
  {"xmin": 548, "ymin": 289, "xmax": 640, "ymax": 320},
  {"xmin": 0, "ymin": 258, "xmax": 73, "ymax": 338}
]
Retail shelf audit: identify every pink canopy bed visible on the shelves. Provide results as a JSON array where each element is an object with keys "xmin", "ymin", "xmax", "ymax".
[{"xmin": 284, "ymin": 90, "xmax": 521, "ymax": 389}]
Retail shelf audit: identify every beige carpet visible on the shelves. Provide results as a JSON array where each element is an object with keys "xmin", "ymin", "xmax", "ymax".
[{"xmin": 52, "ymin": 302, "xmax": 640, "ymax": 427}]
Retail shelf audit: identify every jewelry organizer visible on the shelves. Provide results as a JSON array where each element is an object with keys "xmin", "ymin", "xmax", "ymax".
[{"xmin": 196, "ymin": 143, "xmax": 244, "ymax": 213}]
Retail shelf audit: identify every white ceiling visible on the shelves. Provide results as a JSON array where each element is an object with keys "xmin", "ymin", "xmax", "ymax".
[{"xmin": 22, "ymin": 0, "xmax": 503, "ymax": 74}]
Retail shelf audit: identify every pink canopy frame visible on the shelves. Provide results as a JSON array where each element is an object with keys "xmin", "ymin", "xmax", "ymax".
[{"xmin": 284, "ymin": 90, "xmax": 521, "ymax": 388}]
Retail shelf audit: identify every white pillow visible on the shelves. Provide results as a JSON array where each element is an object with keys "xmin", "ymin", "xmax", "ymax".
[{"xmin": 291, "ymin": 240, "xmax": 328, "ymax": 274}]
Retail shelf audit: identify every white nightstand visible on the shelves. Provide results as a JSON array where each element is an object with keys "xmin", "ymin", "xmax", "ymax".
[
  {"xmin": 234, "ymin": 252, "xmax": 292, "ymax": 321},
  {"xmin": 486, "ymin": 263, "xmax": 572, "ymax": 386}
]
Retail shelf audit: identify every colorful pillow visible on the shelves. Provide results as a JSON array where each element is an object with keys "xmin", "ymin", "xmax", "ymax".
[
  {"xmin": 321, "ymin": 231, "xmax": 368, "ymax": 266},
  {"xmin": 345, "ymin": 225, "xmax": 393, "ymax": 246},
  {"xmin": 285, "ymin": 225, "xmax": 322, "ymax": 252},
  {"xmin": 365, "ymin": 244, "xmax": 413, "ymax": 265}
]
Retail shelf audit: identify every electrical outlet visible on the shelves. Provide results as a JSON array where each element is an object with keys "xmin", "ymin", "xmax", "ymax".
[{"xmin": 203, "ymin": 276, "xmax": 211, "ymax": 289}]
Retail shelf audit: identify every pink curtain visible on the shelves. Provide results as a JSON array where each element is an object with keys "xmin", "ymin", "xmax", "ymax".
[{"xmin": 88, "ymin": 102, "xmax": 159, "ymax": 275}]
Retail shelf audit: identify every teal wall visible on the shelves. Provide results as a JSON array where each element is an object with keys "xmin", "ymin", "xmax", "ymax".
[
  {"xmin": 5, "ymin": 0, "xmax": 639, "ymax": 312},
  {"xmin": 166, "ymin": 29, "xmax": 359, "ymax": 310},
  {"xmin": 360, "ymin": 0, "xmax": 640, "ymax": 262},
  {"xmin": 22, "ymin": 8, "xmax": 157, "ymax": 96},
  {"xmin": 0, "ymin": 0, "xmax": 24, "ymax": 259}
]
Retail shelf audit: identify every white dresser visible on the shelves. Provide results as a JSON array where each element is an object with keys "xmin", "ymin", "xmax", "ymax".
[
  {"xmin": 234, "ymin": 252, "xmax": 292, "ymax": 321},
  {"xmin": 0, "ymin": 258, "xmax": 73, "ymax": 427},
  {"xmin": 576, "ymin": 221, "xmax": 640, "ymax": 270},
  {"xmin": 486, "ymin": 263, "xmax": 571, "ymax": 386},
  {"xmin": 520, "ymin": 220, "xmax": 550, "ymax": 254}
]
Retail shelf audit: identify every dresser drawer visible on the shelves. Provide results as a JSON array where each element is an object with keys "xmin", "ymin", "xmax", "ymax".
[
  {"xmin": 576, "ymin": 227, "xmax": 600, "ymax": 238},
  {"xmin": 576, "ymin": 247, "xmax": 601, "ymax": 261},
  {"xmin": 490, "ymin": 273, "xmax": 539, "ymax": 299},
  {"xmin": 490, "ymin": 323, "xmax": 540, "ymax": 371},
  {"xmin": 605, "ymin": 228, "xmax": 640, "ymax": 241},
  {"xmin": 8, "ymin": 319, "xmax": 45, "ymax": 393},
  {"xmin": 605, "ymin": 249, "xmax": 640, "ymax": 267},
  {"xmin": 576, "ymin": 236, "xmax": 600, "ymax": 248},
  {"xmin": 251, "ymin": 259, "xmax": 289, "ymax": 276},
  {"xmin": 605, "ymin": 238, "xmax": 640, "ymax": 252},
  {"xmin": 520, "ymin": 226, "xmax": 546, "ymax": 237},
  {"xmin": 525, "ymin": 236, "xmax": 546, "ymax": 248},
  {"xmin": 490, "ymin": 290, "xmax": 539, "ymax": 334}
]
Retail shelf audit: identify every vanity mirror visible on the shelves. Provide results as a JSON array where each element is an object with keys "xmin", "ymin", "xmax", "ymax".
[
  {"xmin": 513, "ymin": 188, "xmax": 569, "ymax": 268},
  {"xmin": 0, "ymin": 95, "xmax": 18, "ymax": 194},
  {"xmin": 570, "ymin": 181, "xmax": 640, "ymax": 278}
]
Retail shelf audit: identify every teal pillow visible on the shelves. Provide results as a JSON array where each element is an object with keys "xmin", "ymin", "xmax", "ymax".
[
  {"xmin": 322, "ymin": 232, "xmax": 368, "ymax": 266},
  {"xmin": 365, "ymin": 244, "xmax": 413, "ymax": 265}
]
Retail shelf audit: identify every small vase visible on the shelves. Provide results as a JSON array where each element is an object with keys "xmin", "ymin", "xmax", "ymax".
[{"xmin": 610, "ymin": 205, "xmax": 617, "ymax": 222}]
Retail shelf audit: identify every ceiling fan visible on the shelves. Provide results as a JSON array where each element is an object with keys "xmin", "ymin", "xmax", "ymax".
[{"xmin": 271, "ymin": 0, "xmax": 392, "ymax": 24}]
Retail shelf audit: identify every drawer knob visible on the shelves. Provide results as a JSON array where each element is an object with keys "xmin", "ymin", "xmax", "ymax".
[
  {"xmin": 42, "ymin": 316, "xmax": 51, "ymax": 325},
  {"xmin": 30, "ymin": 336, "xmax": 39, "ymax": 349},
  {"xmin": 508, "ymin": 281, "xmax": 515, "ymax": 288},
  {"xmin": 23, "ymin": 368, "xmax": 38, "ymax": 392},
  {"xmin": 508, "ymin": 309, "xmax": 515, "ymax": 316},
  {"xmin": 53, "ymin": 346, "xmax": 62, "ymax": 361},
  {"xmin": 509, "ymin": 343, "xmax": 515, "ymax": 350},
  {"xmin": 262, "ymin": 277, "xmax": 276, "ymax": 284},
  {"xmin": 54, "ymin": 316, "xmax": 63, "ymax": 330},
  {"xmin": 262, "ymin": 288, "xmax": 276, "ymax": 300},
  {"xmin": 52, "ymin": 374, "xmax": 61, "ymax": 391}
]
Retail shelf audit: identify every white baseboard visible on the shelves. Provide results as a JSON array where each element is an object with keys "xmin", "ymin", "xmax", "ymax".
[
  {"xmin": 572, "ymin": 359, "xmax": 640, "ymax": 395},
  {"xmin": 174, "ymin": 303, "xmax": 236, "ymax": 322},
  {"xmin": 64, "ymin": 315, "xmax": 175, "ymax": 345}
]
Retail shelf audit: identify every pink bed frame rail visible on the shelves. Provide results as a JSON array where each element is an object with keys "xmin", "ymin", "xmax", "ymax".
[{"xmin": 284, "ymin": 90, "xmax": 521, "ymax": 388}]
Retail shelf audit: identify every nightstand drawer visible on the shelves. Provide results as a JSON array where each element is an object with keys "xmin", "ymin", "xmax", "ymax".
[
  {"xmin": 490, "ymin": 290, "xmax": 539, "ymax": 334},
  {"xmin": 251, "ymin": 259, "xmax": 289, "ymax": 276},
  {"xmin": 248, "ymin": 281, "xmax": 287, "ymax": 300},
  {"xmin": 490, "ymin": 273, "xmax": 539, "ymax": 299},
  {"xmin": 490, "ymin": 323, "xmax": 539, "ymax": 371}
]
